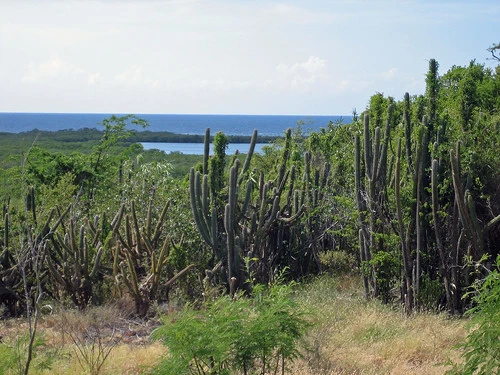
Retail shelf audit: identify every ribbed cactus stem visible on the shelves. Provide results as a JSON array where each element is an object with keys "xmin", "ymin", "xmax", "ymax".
[
  {"xmin": 89, "ymin": 246, "xmax": 103, "ymax": 279},
  {"xmin": 403, "ymin": 92, "xmax": 413, "ymax": 173},
  {"xmin": 152, "ymin": 200, "xmax": 170, "ymax": 245},
  {"xmin": 239, "ymin": 129, "xmax": 258, "ymax": 182},
  {"xmin": 371, "ymin": 127, "xmax": 381, "ymax": 183},
  {"xmin": 203, "ymin": 128, "xmax": 210, "ymax": 175},
  {"xmin": 359, "ymin": 229, "xmax": 369, "ymax": 298},
  {"xmin": 363, "ymin": 114, "xmax": 372, "ymax": 181},
  {"xmin": 376, "ymin": 103, "xmax": 393, "ymax": 184},
  {"xmin": 225, "ymin": 203, "xmax": 235, "ymax": 280},
  {"xmin": 4, "ymin": 212, "xmax": 8, "ymax": 251},
  {"xmin": 190, "ymin": 168, "xmax": 213, "ymax": 247},
  {"xmin": 450, "ymin": 141, "xmax": 481, "ymax": 258},
  {"xmin": 396, "ymin": 138, "xmax": 413, "ymax": 311},
  {"xmin": 466, "ymin": 191, "xmax": 484, "ymax": 255},
  {"xmin": 146, "ymin": 198, "xmax": 153, "ymax": 239},
  {"xmin": 354, "ymin": 135, "xmax": 362, "ymax": 213},
  {"xmin": 277, "ymin": 128, "xmax": 292, "ymax": 186}
]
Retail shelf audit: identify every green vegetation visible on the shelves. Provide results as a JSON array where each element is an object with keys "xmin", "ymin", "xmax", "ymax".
[
  {"xmin": 1, "ymin": 57, "xmax": 499, "ymax": 374},
  {"xmin": 151, "ymin": 282, "xmax": 311, "ymax": 375},
  {"xmin": 447, "ymin": 255, "xmax": 500, "ymax": 375}
]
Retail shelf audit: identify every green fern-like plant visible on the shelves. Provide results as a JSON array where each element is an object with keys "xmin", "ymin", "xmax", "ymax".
[{"xmin": 151, "ymin": 283, "xmax": 311, "ymax": 375}]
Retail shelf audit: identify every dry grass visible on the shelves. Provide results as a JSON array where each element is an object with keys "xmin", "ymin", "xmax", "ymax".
[
  {"xmin": 0, "ymin": 304, "xmax": 167, "ymax": 374},
  {"xmin": 290, "ymin": 275, "xmax": 466, "ymax": 375},
  {"xmin": 0, "ymin": 275, "xmax": 466, "ymax": 374}
]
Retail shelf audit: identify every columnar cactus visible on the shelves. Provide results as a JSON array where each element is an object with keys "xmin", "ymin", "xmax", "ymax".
[
  {"xmin": 111, "ymin": 199, "xmax": 193, "ymax": 317},
  {"xmin": 450, "ymin": 141, "xmax": 500, "ymax": 261},
  {"xmin": 47, "ymin": 213, "xmax": 104, "ymax": 309},
  {"xmin": 355, "ymin": 107, "xmax": 393, "ymax": 298},
  {"xmin": 190, "ymin": 128, "xmax": 257, "ymax": 289}
]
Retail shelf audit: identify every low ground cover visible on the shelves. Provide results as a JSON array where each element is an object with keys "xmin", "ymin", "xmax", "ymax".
[{"xmin": 0, "ymin": 275, "xmax": 466, "ymax": 374}]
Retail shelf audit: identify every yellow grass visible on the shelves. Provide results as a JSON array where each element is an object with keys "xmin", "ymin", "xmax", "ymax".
[
  {"xmin": 290, "ymin": 275, "xmax": 466, "ymax": 375},
  {"xmin": 0, "ymin": 275, "xmax": 466, "ymax": 374}
]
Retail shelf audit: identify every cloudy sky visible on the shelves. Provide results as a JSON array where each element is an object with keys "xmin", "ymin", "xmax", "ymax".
[{"xmin": 0, "ymin": 0, "xmax": 498, "ymax": 115}]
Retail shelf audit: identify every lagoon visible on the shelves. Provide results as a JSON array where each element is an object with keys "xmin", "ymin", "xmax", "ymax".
[{"xmin": 141, "ymin": 142, "xmax": 270, "ymax": 155}]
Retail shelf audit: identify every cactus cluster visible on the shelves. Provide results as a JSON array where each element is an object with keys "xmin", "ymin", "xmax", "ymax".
[
  {"xmin": 355, "ymin": 107, "xmax": 393, "ymax": 299},
  {"xmin": 47, "ymin": 211, "xmax": 104, "ymax": 309},
  {"xmin": 111, "ymin": 199, "xmax": 193, "ymax": 317},
  {"xmin": 190, "ymin": 128, "xmax": 330, "ymax": 292}
]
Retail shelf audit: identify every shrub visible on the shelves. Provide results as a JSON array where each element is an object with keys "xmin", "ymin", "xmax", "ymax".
[
  {"xmin": 151, "ymin": 283, "xmax": 312, "ymax": 375},
  {"xmin": 318, "ymin": 250, "xmax": 357, "ymax": 275},
  {"xmin": 448, "ymin": 255, "xmax": 500, "ymax": 374}
]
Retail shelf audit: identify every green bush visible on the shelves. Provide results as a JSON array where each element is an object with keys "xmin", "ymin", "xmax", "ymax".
[
  {"xmin": 318, "ymin": 250, "xmax": 357, "ymax": 275},
  {"xmin": 151, "ymin": 283, "xmax": 312, "ymax": 375},
  {"xmin": 448, "ymin": 255, "xmax": 500, "ymax": 374}
]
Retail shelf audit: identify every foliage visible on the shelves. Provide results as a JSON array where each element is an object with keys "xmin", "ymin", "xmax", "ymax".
[
  {"xmin": 151, "ymin": 282, "xmax": 312, "ymax": 375},
  {"xmin": 0, "ymin": 333, "xmax": 54, "ymax": 375},
  {"xmin": 318, "ymin": 250, "xmax": 357, "ymax": 275},
  {"xmin": 369, "ymin": 250, "xmax": 400, "ymax": 303},
  {"xmin": 447, "ymin": 256, "xmax": 500, "ymax": 375}
]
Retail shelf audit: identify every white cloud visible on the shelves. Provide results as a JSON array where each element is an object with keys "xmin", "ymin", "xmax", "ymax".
[
  {"xmin": 381, "ymin": 68, "xmax": 398, "ymax": 80},
  {"xmin": 87, "ymin": 72, "xmax": 101, "ymax": 85},
  {"xmin": 114, "ymin": 65, "xmax": 160, "ymax": 87},
  {"xmin": 276, "ymin": 56, "xmax": 327, "ymax": 90},
  {"xmin": 21, "ymin": 58, "xmax": 84, "ymax": 83}
]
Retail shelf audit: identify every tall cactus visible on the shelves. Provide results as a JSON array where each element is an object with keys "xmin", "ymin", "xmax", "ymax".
[
  {"xmin": 450, "ymin": 141, "xmax": 500, "ymax": 261},
  {"xmin": 355, "ymin": 106, "xmax": 393, "ymax": 298},
  {"xmin": 394, "ymin": 115, "xmax": 427, "ymax": 312},
  {"xmin": 112, "ymin": 199, "xmax": 194, "ymax": 317},
  {"xmin": 395, "ymin": 138, "xmax": 413, "ymax": 311},
  {"xmin": 431, "ymin": 157, "xmax": 455, "ymax": 312},
  {"xmin": 190, "ymin": 128, "xmax": 257, "ymax": 289},
  {"xmin": 47, "ymin": 211, "xmax": 104, "ymax": 309}
]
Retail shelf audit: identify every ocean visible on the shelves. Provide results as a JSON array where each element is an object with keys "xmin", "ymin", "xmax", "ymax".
[{"xmin": 0, "ymin": 113, "xmax": 352, "ymax": 136}]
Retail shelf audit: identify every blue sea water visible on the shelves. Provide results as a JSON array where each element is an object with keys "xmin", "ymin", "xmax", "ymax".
[
  {"xmin": 0, "ymin": 113, "xmax": 352, "ymax": 136},
  {"xmin": 141, "ymin": 142, "xmax": 269, "ymax": 155}
]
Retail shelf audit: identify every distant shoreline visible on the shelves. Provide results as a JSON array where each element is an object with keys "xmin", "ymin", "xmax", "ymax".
[
  {"xmin": 0, "ymin": 112, "xmax": 352, "ymax": 136},
  {"xmin": 0, "ymin": 127, "xmax": 280, "ymax": 144}
]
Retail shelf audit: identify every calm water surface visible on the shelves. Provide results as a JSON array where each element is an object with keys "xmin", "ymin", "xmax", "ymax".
[{"xmin": 141, "ymin": 142, "xmax": 269, "ymax": 155}]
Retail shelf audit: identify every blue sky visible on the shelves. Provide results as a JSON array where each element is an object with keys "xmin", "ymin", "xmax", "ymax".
[{"xmin": 0, "ymin": 0, "xmax": 498, "ymax": 115}]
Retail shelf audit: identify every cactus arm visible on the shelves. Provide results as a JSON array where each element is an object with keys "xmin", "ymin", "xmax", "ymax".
[
  {"xmin": 89, "ymin": 246, "xmax": 103, "ymax": 279},
  {"xmin": 111, "ymin": 203, "xmax": 125, "ymax": 231},
  {"xmin": 239, "ymin": 129, "xmax": 257, "ymax": 182},
  {"xmin": 376, "ymin": 104, "xmax": 392, "ymax": 185},
  {"xmin": 371, "ymin": 127, "xmax": 381, "ymax": 184},
  {"xmin": 203, "ymin": 128, "xmax": 210, "ymax": 175},
  {"xmin": 164, "ymin": 264, "xmax": 196, "ymax": 288},
  {"xmin": 146, "ymin": 198, "xmax": 153, "ymax": 239},
  {"xmin": 152, "ymin": 200, "xmax": 171, "ymax": 245},
  {"xmin": 239, "ymin": 180, "xmax": 253, "ymax": 222},
  {"xmin": 484, "ymin": 214, "xmax": 500, "ymax": 234},
  {"xmin": 130, "ymin": 201, "xmax": 142, "ymax": 254},
  {"xmin": 403, "ymin": 93, "xmax": 413, "ymax": 173},
  {"xmin": 189, "ymin": 168, "xmax": 213, "ymax": 247},
  {"xmin": 363, "ymin": 114, "xmax": 372, "ymax": 181},
  {"xmin": 4, "ymin": 212, "xmax": 8, "ymax": 251},
  {"xmin": 354, "ymin": 135, "xmax": 365, "ymax": 216}
]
